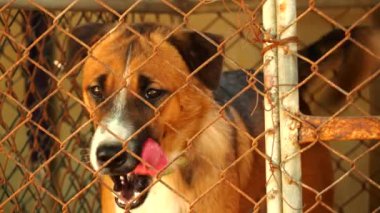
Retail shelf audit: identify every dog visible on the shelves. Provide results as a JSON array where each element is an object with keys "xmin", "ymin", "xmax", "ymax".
[
  {"xmin": 298, "ymin": 26, "xmax": 380, "ymax": 114},
  {"xmin": 69, "ymin": 23, "xmax": 334, "ymax": 212}
]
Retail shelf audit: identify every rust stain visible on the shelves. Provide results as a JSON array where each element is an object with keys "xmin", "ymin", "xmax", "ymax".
[
  {"xmin": 279, "ymin": 2, "xmax": 286, "ymax": 12},
  {"xmin": 264, "ymin": 74, "xmax": 275, "ymax": 87},
  {"xmin": 299, "ymin": 115, "xmax": 380, "ymax": 143},
  {"xmin": 286, "ymin": 175, "xmax": 295, "ymax": 185}
]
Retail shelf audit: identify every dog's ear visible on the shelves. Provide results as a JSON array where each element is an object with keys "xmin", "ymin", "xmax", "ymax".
[
  {"xmin": 168, "ymin": 31, "xmax": 224, "ymax": 90},
  {"xmin": 67, "ymin": 23, "xmax": 113, "ymax": 68}
]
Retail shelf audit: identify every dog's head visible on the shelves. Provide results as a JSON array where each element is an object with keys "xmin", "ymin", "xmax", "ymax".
[{"xmin": 71, "ymin": 23, "xmax": 224, "ymax": 209}]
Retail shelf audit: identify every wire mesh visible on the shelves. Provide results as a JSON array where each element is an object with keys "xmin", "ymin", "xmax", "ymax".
[{"xmin": 0, "ymin": 0, "xmax": 379, "ymax": 212}]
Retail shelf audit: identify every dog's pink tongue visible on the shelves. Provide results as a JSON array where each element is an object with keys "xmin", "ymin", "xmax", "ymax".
[{"xmin": 133, "ymin": 138, "xmax": 168, "ymax": 176}]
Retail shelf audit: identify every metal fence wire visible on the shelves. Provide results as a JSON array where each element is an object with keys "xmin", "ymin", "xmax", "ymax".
[{"xmin": 0, "ymin": 0, "xmax": 379, "ymax": 212}]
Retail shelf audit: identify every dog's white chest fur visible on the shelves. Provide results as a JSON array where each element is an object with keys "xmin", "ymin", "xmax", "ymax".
[{"xmin": 115, "ymin": 181, "xmax": 188, "ymax": 213}]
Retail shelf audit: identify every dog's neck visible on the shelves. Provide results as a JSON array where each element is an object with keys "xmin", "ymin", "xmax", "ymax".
[{"xmin": 159, "ymin": 106, "xmax": 237, "ymax": 206}]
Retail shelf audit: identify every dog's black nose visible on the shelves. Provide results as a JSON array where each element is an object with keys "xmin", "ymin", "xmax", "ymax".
[{"xmin": 96, "ymin": 144, "xmax": 127, "ymax": 169}]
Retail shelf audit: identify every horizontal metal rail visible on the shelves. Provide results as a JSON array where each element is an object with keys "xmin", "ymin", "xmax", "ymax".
[
  {"xmin": 1, "ymin": 0, "xmax": 379, "ymax": 12},
  {"xmin": 300, "ymin": 115, "xmax": 380, "ymax": 143}
]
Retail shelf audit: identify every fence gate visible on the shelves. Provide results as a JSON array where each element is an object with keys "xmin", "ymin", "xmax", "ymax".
[{"xmin": 1, "ymin": 0, "xmax": 380, "ymax": 213}]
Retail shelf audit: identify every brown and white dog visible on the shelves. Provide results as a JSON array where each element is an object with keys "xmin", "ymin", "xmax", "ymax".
[{"xmin": 69, "ymin": 23, "xmax": 334, "ymax": 212}]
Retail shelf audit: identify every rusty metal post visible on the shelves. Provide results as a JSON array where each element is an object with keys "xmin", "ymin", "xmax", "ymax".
[
  {"xmin": 276, "ymin": 0, "xmax": 303, "ymax": 212},
  {"xmin": 262, "ymin": 0, "xmax": 283, "ymax": 212}
]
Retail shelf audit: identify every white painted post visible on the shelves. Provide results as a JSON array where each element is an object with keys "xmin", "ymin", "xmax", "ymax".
[
  {"xmin": 276, "ymin": 0, "xmax": 303, "ymax": 212},
  {"xmin": 262, "ymin": 0, "xmax": 283, "ymax": 212}
]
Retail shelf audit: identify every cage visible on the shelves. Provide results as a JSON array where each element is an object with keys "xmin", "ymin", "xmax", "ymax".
[{"xmin": 0, "ymin": 0, "xmax": 379, "ymax": 212}]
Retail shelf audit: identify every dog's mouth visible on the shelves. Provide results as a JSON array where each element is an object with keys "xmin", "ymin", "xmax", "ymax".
[
  {"xmin": 111, "ymin": 174, "xmax": 151, "ymax": 209},
  {"xmin": 110, "ymin": 138, "xmax": 168, "ymax": 210}
]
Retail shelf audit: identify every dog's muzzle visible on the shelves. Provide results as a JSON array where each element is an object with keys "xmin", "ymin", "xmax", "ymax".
[
  {"xmin": 96, "ymin": 143, "xmax": 127, "ymax": 169},
  {"xmin": 93, "ymin": 137, "xmax": 169, "ymax": 210},
  {"xmin": 94, "ymin": 141, "xmax": 152, "ymax": 209},
  {"xmin": 112, "ymin": 174, "xmax": 151, "ymax": 209},
  {"xmin": 94, "ymin": 140, "xmax": 141, "ymax": 174}
]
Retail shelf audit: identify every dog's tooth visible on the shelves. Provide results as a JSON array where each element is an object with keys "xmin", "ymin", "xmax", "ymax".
[
  {"xmin": 120, "ymin": 175, "xmax": 126, "ymax": 185},
  {"xmin": 113, "ymin": 191, "xmax": 120, "ymax": 198},
  {"xmin": 133, "ymin": 191, "xmax": 141, "ymax": 198},
  {"xmin": 118, "ymin": 198, "xmax": 126, "ymax": 205}
]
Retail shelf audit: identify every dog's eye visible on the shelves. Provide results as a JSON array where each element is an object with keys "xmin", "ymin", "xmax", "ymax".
[
  {"xmin": 88, "ymin": 85, "xmax": 104, "ymax": 101},
  {"xmin": 145, "ymin": 88, "xmax": 163, "ymax": 100}
]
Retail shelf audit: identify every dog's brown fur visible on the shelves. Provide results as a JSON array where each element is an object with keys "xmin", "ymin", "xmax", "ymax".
[
  {"xmin": 298, "ymin": 26, "xmax": 380, "ymax": 114},
  {"xmin": 72, "ymin": 23, "xmax": 334, "ymax": 212}
]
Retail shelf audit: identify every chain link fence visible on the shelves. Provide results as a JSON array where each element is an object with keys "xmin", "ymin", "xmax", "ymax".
[{"xmin": 0, "ymin": 0, "xmax": 379, "ymax": 212}]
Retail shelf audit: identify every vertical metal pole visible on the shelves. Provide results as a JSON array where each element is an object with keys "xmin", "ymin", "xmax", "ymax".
[
  {"xmin": 263, "ymin": 0, "xmax": 283, "ymax": 212},
  {"xmin": 369, "ymin": 77, "xmax": 380, "ymax": 210},
  {"xmin": 276, "ymin": 0, "xmax": 303, "ymax": 212}
]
